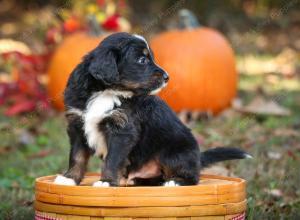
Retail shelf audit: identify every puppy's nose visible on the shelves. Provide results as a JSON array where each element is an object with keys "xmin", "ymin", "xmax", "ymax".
[{"xmin": 162, "ymin": 72, "xmax": 169, "ymax": 82}]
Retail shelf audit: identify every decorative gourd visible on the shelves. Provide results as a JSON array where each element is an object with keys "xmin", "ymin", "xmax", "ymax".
[
  {"xmin": 47, "ymin": 30, "xmax": 105, "ymax": 110},
  {"xmin": 150, "ymin": 9, "xmax": 237, "ymax": 114}
]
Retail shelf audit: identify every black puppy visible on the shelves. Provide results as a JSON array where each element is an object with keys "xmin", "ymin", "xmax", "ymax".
[{"xmin": 54, "ymin": 32, "xmax": 250, "ymax": 187}]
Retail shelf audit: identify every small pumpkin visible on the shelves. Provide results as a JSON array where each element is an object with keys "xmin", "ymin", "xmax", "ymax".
[
  {"xmin": 150, "ymin": 9, "xmax": 237, "ymax": 114},
  {"xmin": 47, "ymin": 31, "xmax": 105, "ymax": 110}
]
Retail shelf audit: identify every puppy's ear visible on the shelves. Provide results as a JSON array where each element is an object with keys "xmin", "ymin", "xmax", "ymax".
[{"xmin": 88, "ymin": 47, "xmax": 119, "ymax": 85}]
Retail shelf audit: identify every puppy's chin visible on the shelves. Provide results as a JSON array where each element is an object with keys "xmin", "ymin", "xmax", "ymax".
[{"xmin": 149, "ymin": 82, "xmax": 167, "ymax": 95}]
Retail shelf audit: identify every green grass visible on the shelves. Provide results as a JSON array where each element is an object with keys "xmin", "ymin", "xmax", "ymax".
[
  {"xmin": 219, "ymin": 72, "xmax": 300, "ymax": 219},
  {"xmin": 0, "ymin": 68, "xmax": 300, "ymax": 219},
  {"xmin": 0, "ymin": 114, "xmax": 68, "ymax": 219}
]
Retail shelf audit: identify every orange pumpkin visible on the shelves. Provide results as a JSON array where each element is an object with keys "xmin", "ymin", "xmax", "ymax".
[
  {"xmin": 47, "ymin": 32, "xmax": 105, "ymax": 110},
  {"xmin": 150, "ymin": 12, "xmax": 237, "ymax": 114}
]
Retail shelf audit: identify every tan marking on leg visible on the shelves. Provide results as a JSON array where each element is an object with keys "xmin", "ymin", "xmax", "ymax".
[{"xmin": 65, "ymin": 149, "xmax": 90, "ymax": 184}]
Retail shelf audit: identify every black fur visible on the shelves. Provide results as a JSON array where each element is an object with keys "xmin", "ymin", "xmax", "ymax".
[
  {"xmin": 200, "ymin": 147, "xmax": 249, "ymax": 168},
  {"xmin": 63, "ymin": 32, "xmax": 249, "ymax": 186}
]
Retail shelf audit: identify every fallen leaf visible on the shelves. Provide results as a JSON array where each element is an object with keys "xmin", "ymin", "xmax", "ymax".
[
  {"xmin": 5, "ymin": 100, "xmax": 36, "ymax": 116},
  {"xmin": 22, "ymin": 200, "xmax": 34, "ymax": 207},
  {"xmin": 194, "ymin": 133, "xmax": 205, "ymax": 145},
  {"xmin": 18, "ymin": 130, "xmax": 34, "ymax": 145},
  {"xmin": 264, "ymin": 188, "xmax": 283, "ymax": 198},
  {"xmin": 273, "ymin": 128, "xmax": 299, "ymax": 137},
  {"xmin": 267, "ymin": 151, "xmax": 282, "ymax": 160},
  {"xmin": 0, "ymin": 146, "xmax": 12, "ymax": 155},
  {"xmin": 234, "ymin": 96, "xmax": 291, "ymax": 116},
  {"xmin": 287, "ymin": 150, "xmax": 296, "ymax": 159},
  {"xmin": 27, "ymin": 149, "xmax": 52, "ymax": 159},
  {"xmin": 202, "ymin": 165, "xmax": 230, "ymax": 176},
  {"xmin": 218, "ymin": 108, "xmax": 239, "ymax": 119}
]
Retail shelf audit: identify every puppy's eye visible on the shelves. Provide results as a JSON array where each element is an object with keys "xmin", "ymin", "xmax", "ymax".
[{"xmin": 137, "ymin": 56, "xmax": 149, "ymax": 64}]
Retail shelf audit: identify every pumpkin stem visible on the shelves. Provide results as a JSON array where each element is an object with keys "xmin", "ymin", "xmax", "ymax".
[
  {"xmin": 178, "ymin": 9, "xmax": 200, "ymax": 29},
  {"xmin": 87, "ymin": 15, "xmax": 103, "ymax": 37}
]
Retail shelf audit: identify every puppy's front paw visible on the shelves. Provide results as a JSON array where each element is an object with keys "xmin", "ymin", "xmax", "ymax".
[
  {"xmin": 53, "ymin": 175, "xmax": 76, "ymax": 186},
  {"xmin": 93, "ymin": 180, "xmax": 110, "ymax": 187},
  {"xmin": 163, "ymin": 180, "xmax": 180, "ymax": 187}
]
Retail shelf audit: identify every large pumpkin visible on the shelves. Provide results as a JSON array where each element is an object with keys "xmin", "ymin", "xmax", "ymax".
[
  {"xmin": 47, "ymin": 32, "xmax": 104, "ymax": 110},
  {"xmin": 150, "ymin": 11, "xmax": 237, "ymax": 114}
]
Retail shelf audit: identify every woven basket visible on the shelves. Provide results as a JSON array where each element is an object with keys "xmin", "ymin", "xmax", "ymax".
[{"xmin": 35, "ymin": 173, "xmax": 246, "ymax": 220}]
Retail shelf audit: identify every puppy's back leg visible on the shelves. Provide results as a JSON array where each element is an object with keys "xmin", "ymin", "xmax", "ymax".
[{"xmin": 160, "ymin": 149, "xmax": 200, "ymax": 186}]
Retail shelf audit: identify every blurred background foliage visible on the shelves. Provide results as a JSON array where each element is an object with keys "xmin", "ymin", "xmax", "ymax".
[{"xmin": 0, "ymin": 0, "xmax": 300, "ymax": 219}]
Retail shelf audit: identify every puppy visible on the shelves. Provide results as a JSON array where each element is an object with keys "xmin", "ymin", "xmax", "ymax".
[{"xmin": 54, "ymin": 32, "xmax": 250, "ymax": 187}]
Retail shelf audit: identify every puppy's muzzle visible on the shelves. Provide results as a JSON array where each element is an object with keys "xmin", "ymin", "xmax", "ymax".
[{"xmin": 154, "ymin": 68, "xmax": 169, "ymax": 83}]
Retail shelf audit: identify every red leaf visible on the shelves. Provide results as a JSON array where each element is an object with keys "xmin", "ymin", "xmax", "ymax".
[
  {"xmin": 0, "ymin": 82, "xmax": 18, "ymax": 104},
  {"xmin": 28, "ymin": 149, "xmax": 53, "ymax": 159},
  {"xmin": 96, "ymin": 0, "xmax": 105, "ymax": 7},
  {"xmin": 102, "ymin": 15, "xmax": 120, "ymax": 31},
  {"xmin": 7, "ymin": 93, "xmax": 28, "ymax": 104},
  {"xmin": 287, "ymin": 150, "xmax": 296, "ymax": 159},
  {"xmin": 0, "ymin": 83, "xmax": 9, "ymax": 100},
  {"xmin": 5, "ymin": 100, "xmax": 36, "ymax": 116},
  {"xmin": 118, "ymin": 0, "xmax": 126, "ymax": 8},
  {"xmin": 1, "ymin": 52, "xmax": 50, "ymax": 115},
  {"xmin": 0, "ymin": 98, "xmax": 5, "ymax": 105},
  {"xmin": 45, "ymin": 28, "xmax": 62, "ymax": 44},
  {"xmin": 36, "ymin": 99, "xmax": 51, "ymax": 111}
]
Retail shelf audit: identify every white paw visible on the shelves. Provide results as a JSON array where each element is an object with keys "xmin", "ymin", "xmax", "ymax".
[
  {"xmin": 93, "ymin": 181, "xmax": 110, "ymax": 187},
  {"xmin": 163, "ymin": 180, "xmax": 180, "ymax": 187},
  {"xmin": 53, "ymin": 175, "xmax": 76, "ymax": 186}
]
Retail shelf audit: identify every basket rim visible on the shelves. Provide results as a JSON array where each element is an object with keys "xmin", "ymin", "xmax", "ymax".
[{"xmin": 36, "ymin": 173, "xmax": 245, "ymax": 194}]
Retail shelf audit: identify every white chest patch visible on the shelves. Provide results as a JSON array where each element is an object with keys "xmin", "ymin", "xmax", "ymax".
[{"xmin": 68, "ymin": 90, "xmax": 133, "ymax": 159}]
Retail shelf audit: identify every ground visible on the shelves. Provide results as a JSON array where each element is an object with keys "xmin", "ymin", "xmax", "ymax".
[
  {"xmin": 0, "ymin": 55, "xmax": 300, "ymax": 219},
  {"xmin": 1, "ymin": 1, "xmax": 300, "ymax": 219}
]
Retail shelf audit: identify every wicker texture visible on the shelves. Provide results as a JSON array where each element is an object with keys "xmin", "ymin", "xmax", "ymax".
[{"xmin": 35, "ymin": 173, "xmax": 246, "ymax": 219}]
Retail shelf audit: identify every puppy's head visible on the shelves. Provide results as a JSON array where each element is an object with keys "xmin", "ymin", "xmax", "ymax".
[{"xmin": 87, "ymin": 32, "xmax": 169, "ymax": 95}]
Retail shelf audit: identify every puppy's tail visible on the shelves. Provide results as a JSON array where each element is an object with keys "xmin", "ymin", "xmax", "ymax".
[{"xmin": 200, "ymin": 147, "xmax": 252, "ymax": 168}]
